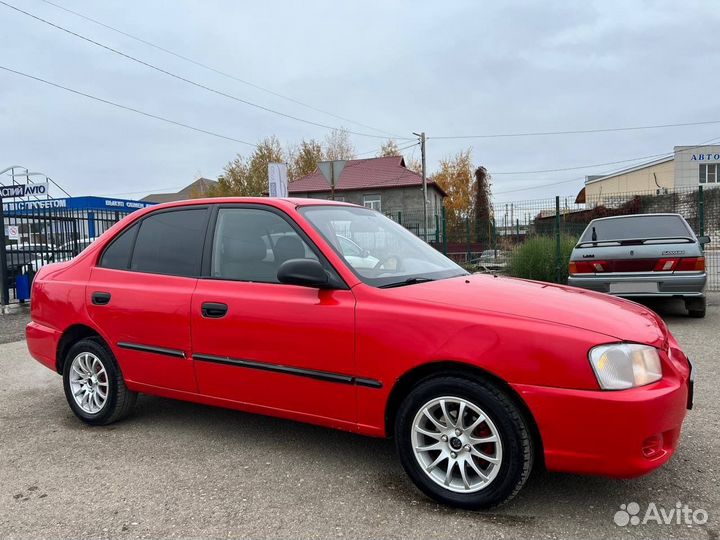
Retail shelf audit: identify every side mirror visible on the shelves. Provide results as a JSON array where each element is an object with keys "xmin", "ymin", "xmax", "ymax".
[
  {"xmin": 277, "ymin": 259, "xmax": 329, "ymax": 288},
  {"xmin": 698, "ymin": 235, "xmax": 711, "ymax": 245}
]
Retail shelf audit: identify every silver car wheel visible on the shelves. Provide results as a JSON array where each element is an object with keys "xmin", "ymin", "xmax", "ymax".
[
  {"xmin": 68, "ymin": 352, "xmax": 109, "ymax": 414},
  {"xmin": 411, "ymin": 396, "xmax": 503, "ymax": 493}
]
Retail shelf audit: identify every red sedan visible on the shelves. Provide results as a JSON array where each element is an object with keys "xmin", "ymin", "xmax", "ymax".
[{"xmin": 26, "ymin": 198, "xmax": 693, "ymax": 509}]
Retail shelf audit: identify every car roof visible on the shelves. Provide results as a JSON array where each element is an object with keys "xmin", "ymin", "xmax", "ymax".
[
  {"xmin": 145, "ymin": 197, "xmax": 356, "ymax": 213},
  {"xmin": 587, "ymin": 213, "xmax": 684, "ymax": 223}
]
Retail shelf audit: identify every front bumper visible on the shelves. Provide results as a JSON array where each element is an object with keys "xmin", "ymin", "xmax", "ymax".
[
  {"xmin": 512, "ymin": 352, "xmax": 692, "ymax": 478},
  {"xmin": 568, "ymin": 272, "xmax": 706, "ymax": 297}
]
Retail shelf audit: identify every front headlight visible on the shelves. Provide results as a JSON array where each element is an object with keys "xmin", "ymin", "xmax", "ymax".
[{"xmin": 589, "ymin": 343, "xmax": 662, "ymax": 390}]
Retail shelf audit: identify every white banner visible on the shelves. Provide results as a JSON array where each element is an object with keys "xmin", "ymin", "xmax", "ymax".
[
  {"xmin": 268, "ymin": 163, "xmax": 288, "ymax": 198},
  {"xmin": 0, "ymin": 181, "xmax": 49, "ymax": 198}
]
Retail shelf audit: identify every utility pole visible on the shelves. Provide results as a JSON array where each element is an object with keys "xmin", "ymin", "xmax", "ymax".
[{"xmin": 413, "ymin": 132, "xmax": 427, "ymax": 240}]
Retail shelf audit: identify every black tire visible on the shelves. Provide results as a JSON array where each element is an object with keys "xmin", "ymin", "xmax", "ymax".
[
  {"xmin": 685, "ymin": 297, "xmax": 706, "ymax": 318},
  {"xmin": 62, "ymin": 337, "xmax": 137, "ymax": 425},
  {"xmin": 395, "ymin": 375, "xmax": 533, "ymax": 509}
]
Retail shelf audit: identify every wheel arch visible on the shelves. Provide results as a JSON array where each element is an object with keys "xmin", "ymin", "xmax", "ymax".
[
  {"xmin": 384, "ymin": 360, "xmax": 544, "ymax": 467},
  {"xmin": 56, "ymin": 324, "xmax": 107, "ymax": 374}
]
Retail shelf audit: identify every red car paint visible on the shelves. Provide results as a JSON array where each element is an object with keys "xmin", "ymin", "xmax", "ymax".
[{"xmin": 26, "ymin": 197, "xmax": 692, "ymax": 478}]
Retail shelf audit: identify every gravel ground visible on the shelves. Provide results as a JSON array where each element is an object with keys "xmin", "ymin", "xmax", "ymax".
[
  {"xmin": 0, "ymin": 296, "xmax": 718, "ymax": 539},
  {"xmin": 0, "ymin": 305, "xmax": 30, "ymax": 344}
]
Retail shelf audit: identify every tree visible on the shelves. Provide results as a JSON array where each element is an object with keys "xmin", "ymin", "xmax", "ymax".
[
  {"xmin": 378, "ymin": 139, "xmax": 400, "ymax": 157},
  {"xmin": 208, "ymin": 136, "xmax": 285, "ymax": 197},
  {"xmin": 289, "ymin": 138, "xmax": 323, "ymax": 180},
  {"xmin": 474, "ymin": 166, "xmax": 493, "ymax": 247},
  {"xmin": 324, "ymin": 128, "xmax": 355, "ymax": 160},
  {"xmin": 431, "ymin": 149, "xmax": 475, "ymax": 237}
]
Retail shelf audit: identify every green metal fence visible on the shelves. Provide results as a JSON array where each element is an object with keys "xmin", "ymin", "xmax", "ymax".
[{"xmin": 387, "ymin": 186, "xmax": 720, "ymax": 291}]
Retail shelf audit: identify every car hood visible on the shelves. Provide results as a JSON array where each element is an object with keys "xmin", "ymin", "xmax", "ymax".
[{"xmin": 399, "ymin": 274, "xmax": 666, "ymax": 346}]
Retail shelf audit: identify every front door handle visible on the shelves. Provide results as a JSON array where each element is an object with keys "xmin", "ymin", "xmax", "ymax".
[
  {"xmin": 92, "ymin": 291, "xmax": 111, "ymax": 306},
  {"xmin": 201, "ymin": 302, "xmax": 228, "ymax": 318}
]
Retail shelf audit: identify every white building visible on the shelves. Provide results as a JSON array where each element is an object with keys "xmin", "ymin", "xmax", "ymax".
[{"xmin": 580, "ymin": 145, "xmax": 720, "ymax": 201}]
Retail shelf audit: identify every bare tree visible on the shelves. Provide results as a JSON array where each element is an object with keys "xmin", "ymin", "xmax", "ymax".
[{"xmin": 324, "ymin": 128, "xmax": 355, "ymax": 160}]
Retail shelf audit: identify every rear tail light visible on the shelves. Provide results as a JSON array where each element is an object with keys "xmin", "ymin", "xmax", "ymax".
[
  {"xmin": 675, "ymin": 257, "xmax": 705, "ymax": 272},
  {"xmin": 569, "ymin": 260, "xmax": 608, "ymax": 274}
]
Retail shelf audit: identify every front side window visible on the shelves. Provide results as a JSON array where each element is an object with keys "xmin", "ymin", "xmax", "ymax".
[
  {"xmin": 300, "ymin": 205, "xmax": 466, "ymax": 287},
  {"xmin": 699, "ymin": 163, "xmax": 718, "ymax": 184},
  {"xmin": 130, "ymin": 209, "xmax": 207, "ymax": 277},
  {"xmin": 363, "ymin": 194, "xmax": 381, "ymax": 211},
  {"xmin": 211, "ymin": 208, "xmax": 317, "ymax": 283}
]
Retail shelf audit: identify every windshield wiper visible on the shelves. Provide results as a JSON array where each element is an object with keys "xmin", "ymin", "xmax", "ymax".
[{"xmin": 379, "ymin": 277, "xmax": 435, "ymax": 289}]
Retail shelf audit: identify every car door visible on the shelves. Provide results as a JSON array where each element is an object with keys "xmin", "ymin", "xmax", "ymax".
[
  {"xmin": 190, "ymin": 205, "xmax": 358, "ymax": 424},
  {"xmin": 87, "ymin": 207, "xmax": 210, "ymax": 392}
]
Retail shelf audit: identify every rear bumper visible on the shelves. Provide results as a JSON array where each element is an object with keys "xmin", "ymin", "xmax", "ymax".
[
  {"xmin": 513, "ymin": 364, "xmax": 691, "ymax": 478},
  {"xmin": 26, "ymin": 321, "xmax": 60, "ymax": 372},
  {"xmin": 568, "ymin": 272, "xmax": 706, "ymax": 297}
]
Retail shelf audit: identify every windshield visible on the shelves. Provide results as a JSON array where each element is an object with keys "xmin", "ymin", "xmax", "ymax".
[
  {"xmin": 300, "ymin": 205, "xmax": 467, "ymax": 287},
  {"xmin": 580, "ymin": 215, "xmax": 692, "ymax": 242}
]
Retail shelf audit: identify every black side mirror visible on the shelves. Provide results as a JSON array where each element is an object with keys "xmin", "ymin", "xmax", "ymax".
[
  {"xmin": 277, "ymin": 259, "xmax": 329, "ymax": 288},
  {"xmin": 698, "ymin": 235, "xmax": 711, "ymax": 245}
]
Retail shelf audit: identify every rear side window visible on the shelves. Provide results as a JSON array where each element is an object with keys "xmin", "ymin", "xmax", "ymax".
[
  {"xmin": 581, "ymin": 215, "xmax": 691, "ymax": 242},
  {"xmin": 130, "ymin": 209, "xmax": 207, "ymax": 277},
  {"xmin": 99, "ymin": 223, "xmax": 139, "ymax": 270}
]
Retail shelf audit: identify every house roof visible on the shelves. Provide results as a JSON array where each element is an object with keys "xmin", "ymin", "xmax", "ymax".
[
  {"xmin": 288, "ymin": 156, "xmax": 446, "ymax": 196},
  {"xmin": 141, "ymin": 177, "xmax": 217, "ymax": 203},
  {"xmin": 584, "ymin": 156, "xmax": 674, "ymax": 186}
]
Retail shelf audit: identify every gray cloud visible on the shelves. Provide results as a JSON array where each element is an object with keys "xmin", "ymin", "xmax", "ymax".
[{"xmin": 1, "ymin": 0, "xmax": 719, "ymax": 204}]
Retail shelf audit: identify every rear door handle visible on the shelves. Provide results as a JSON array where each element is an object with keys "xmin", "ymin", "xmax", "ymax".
[
  {"xmin": 92, "ymin": 291, "xmax": 111, "ymax": 306},
  {"xmin": 201, "ymin": 302, "xmax": 228, "ymax": 318}
]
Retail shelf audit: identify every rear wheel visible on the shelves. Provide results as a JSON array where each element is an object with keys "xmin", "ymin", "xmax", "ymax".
[
  {"xmin": 685, "ymin": 297, "xmax": 706, "ymax": 318},
  {"xmin": 62, "ymin": 338, "xmax": 136, "ymax": 425},
  {"xmin": 395, "ymin": 376, "xmax": 533, "ymax": 509}
]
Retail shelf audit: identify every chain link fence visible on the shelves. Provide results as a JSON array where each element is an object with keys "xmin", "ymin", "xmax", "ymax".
[{"xmin": 387, "ymin": 186, "xmax": 720, "ymax": 291}]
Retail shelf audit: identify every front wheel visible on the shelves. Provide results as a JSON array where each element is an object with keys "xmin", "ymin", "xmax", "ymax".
[
  {"xmin": 62, "ymin": 338, "xmax": 137, "ymax": 425},
  {"xmin": 395, "ymin": 376, "xmax": 533, "ymax": 509}
]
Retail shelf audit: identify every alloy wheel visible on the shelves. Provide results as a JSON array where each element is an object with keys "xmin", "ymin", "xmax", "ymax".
[
  {"xmin": 68, "ymin": 352, "xmax": 109, "ymax": 414},
  {"xmin": 411, "ymin": 396, "xmax": 503, "ymax": 493}
]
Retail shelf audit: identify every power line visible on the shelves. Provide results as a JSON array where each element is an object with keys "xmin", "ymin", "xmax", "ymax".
[
  {"xmin": 34, "ymin": 0, "xmax": 403, "ymax": 139},
  {"xmin": 492, "ymin": 151, "xmax": 673, "ymax": 175},
  {"xmin": 0, "ymin": 65, "xmax": 259, "ymax": 147},
  {"xmin": 1, "ymin": 1, "xmax": 410, "ymax": 140},
  {"xmin": 493, "ymin": 135, "xmax": 720, "ymax": 196},
  {"xmin": 429, "ymin": 119, "xmax": 720, "ymax": 140}
]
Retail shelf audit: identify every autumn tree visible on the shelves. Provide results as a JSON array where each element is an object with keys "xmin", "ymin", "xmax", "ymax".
[
  {"xmin": 474, "ymin": 166, "xmax": 493, "ymax": 247},
  {"xmin": 209, "ymin": 136, "xmax": 285, "ymax": 197},
  {"xmin": 289, "ymin": 138, "xmax": 323, "ymax": 180},
  {"xmin": 378, "ymin": 139, "xmax": 400, "ymax": 157},
  {"xmin": 431, "ymin": 149, "xmax": 475, "ymax": 238},
  {"xmin": 324, "ymin": 128, "xmax": 355, "ymax": 160}
]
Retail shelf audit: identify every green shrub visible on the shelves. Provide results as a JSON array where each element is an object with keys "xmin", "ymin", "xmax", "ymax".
[{"xmin": 507, "ymin": 235, "xmax": 577, "ymax": 284}]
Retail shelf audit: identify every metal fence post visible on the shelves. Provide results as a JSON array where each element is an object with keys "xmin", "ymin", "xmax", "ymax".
[
  {"xmin": 465, "ymin": 217, "xmax": 471, "ymax": 262},
  {"xmin": 555, "ymin": 196, "xmax": 561, "ymax": 283},
  {"xmin": 516, "ymin": 218, "xmax": 520, "ymax": 242},
  {"xmin": 699, "ymin": 185, "xmax": 705, "ymax": 243},
  {"xmin": 441, "ymin": 207, "xmax": 447, "ymax": 255},
  {"xmin": 0, "ymin": 197, "xmax": 9, "ymax": 308},
  {"xmin": 397, "ymin": 211, "xmax": 402, "ymax": 226},
  {"xmin": 434, "ymin": 214, "xmax": 440, "ymax": 244}
]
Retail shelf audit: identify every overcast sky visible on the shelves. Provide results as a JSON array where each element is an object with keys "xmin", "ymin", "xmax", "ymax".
[{"xmin": 2, "ymin": 0, "xmax": 719, "ymax": 204}]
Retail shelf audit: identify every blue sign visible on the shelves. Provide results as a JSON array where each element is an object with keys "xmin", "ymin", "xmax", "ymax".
[{"xmin": 3, "ymin": 196, "xmax": 155, "ymax": 213}]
